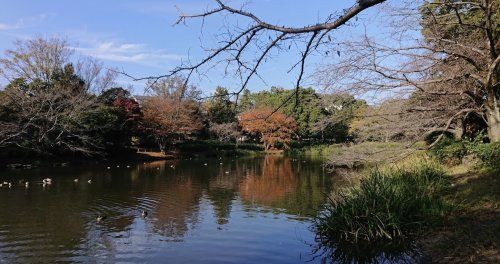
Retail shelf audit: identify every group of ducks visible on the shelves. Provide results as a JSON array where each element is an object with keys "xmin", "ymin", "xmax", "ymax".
[
  {"xmin": 1, "ymin": 179, "xmax": 31, "ymax": 188},
  {"xmin": 0, "ymin": 181, "xmax": 13, "ymax": 188},
  {"xmin": 43, "ymin": 178, "xmax": 93, "ymax": 185},
  {"xmin": 106, "ymin": 165, "xmax": 131, "ymax": 169},
  {"xmin": 0, "ymin": 177, "xmax": 96, "ymax": 189},
  {"xmin": 97, "ymin": 210, "xmax": 148, "ymax": 222}
]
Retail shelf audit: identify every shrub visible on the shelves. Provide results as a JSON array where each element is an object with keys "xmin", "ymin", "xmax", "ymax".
[
  {"xmin": 429, "ymin": 137, "xmax": 466, "ymax": 164},
  {"xmin": 315, "ymin": 158, "xmax": 449, "ymax": 244},
  {"xmin": 467, "ymin": 141, "xmax": 500, "ymax": 169}
]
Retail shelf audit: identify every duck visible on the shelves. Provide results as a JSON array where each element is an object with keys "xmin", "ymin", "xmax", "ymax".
[
  {"xmin": 141, "ymin": 210, "xmax": 148, "ymax": 218},
  {"xmin": 126, "ymin": 165, "xmax": 130, "ymax": 168},
  {"xmin": 42, "ymin": 178, "xmax": 52, "ymax": 184},
  {"xmin": 96, "ymin": 215, "xmax": 106, "ymax": 222},
  {"xmin": 204, "ymin": 163, "xmax": 208, "ymax": 166}
]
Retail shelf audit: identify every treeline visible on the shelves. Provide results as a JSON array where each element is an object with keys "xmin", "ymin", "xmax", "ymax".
[{"xmin": 0, "ymin": 37, "xmax": 371, "ymax": 157}]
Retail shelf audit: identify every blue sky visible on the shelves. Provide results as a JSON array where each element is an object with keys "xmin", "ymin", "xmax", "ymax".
[{"xmin": 0, "ymin": 0, "xmax": 391, "ymax": 97}]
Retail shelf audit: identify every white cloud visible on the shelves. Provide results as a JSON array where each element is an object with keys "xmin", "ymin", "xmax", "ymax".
[
  {"xmin": 0, "ymin": 22, "xmax": 22, "ymax": 31},
  {"xmin": 75, "ymin": 40, "xmax": 185, "ymax": 66},
  {"xmin": 0, "ymin": 14, "xmax": 53, "ymax": 31}
]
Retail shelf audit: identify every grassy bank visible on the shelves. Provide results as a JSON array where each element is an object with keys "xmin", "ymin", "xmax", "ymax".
[
  {"xmin": 315, "ymin": 157, "xmax": 450, "ymax": 245},
  {"xmin": 286, "ymin": 143, "xmax": 342, "ymax": 157},
  {"xmin": 175, "ymin": 140, "xmax": 264, "ymax": 157},
  {"xmin": 418, "ymin": 165, "xmax": 499, "ymax": 263},
  {"xmin": 315, "ymin": 139, "xmax": 500, "ymax": 262}
]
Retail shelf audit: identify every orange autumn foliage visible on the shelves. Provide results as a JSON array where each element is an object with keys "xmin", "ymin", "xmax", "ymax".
[
  {"xmin": 142, "ymin": 97, "xmax": 203, "ymax": 151},
  {"xmin": 239, "ymin": 107, "xmax": 297, "ymax": 150}
]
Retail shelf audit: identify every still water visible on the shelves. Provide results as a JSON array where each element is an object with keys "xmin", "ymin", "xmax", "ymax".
[{"xmin": 0, "ymin": 156, "xmax": 347, "ymax": 263}]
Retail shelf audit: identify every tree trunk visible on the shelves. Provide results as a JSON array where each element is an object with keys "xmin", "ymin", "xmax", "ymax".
[
  {"xmin": 454, "ymin": 117, "xmax": 464, "ymax": 140},
  {"xmin": 486, "ymin": 100, "xmax": 500, "ymax": 142}
]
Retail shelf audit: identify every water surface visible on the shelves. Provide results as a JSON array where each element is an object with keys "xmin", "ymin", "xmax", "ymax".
[{"xmin": 0, "ymin": 156, "xmax": 344, "ymax": 263}]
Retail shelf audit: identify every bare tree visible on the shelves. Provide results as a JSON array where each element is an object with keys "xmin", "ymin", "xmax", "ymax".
[
  {"xmin": 76, "ymin": 56, "xmax": 117, "ymax": 94},
  {"xmin": 122, "ymin": 0, "xmax": 386, "ymax": 106},
  {"xmin": 0, "ymin": 78, "xmax": 99, "ymax": 155},
  {"xmin": 145, "ymin": 75, "xmax": 200, "ymax": 100},
  {"xmin": 0, "ymin": 37, "xmax": 117, "ymax": 94},
  {"xmin": 0, "ymin": 37, "xmax": 118, "ymax": 155},
  {"xmin": 0, "ymin": 37, "xmax": 72, "ymax": 83},
  {"xmin": 209, "ymin": 122, "xmax": 242, "ymax": 142},
  {"xmin": 317, "ymin": 0, "xmax": 499, "ymax": 143}
]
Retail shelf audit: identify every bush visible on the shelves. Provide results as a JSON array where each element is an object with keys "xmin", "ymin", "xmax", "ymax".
[
  {"xmin": 429, "ymin": 137, "xmax": 467, "ymax": 164},
  {"xmin": 430, "ymin": 134, "xmax": 500, "ymax": 168},
  {"xmin": 315, "ymin": 158, "xmax": 450, "ymax": 244},
  {"xmin": 467, "ymin": 141, "xmax": 500, "ymax": 168}
]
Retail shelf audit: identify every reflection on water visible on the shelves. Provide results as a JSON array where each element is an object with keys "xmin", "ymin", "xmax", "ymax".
[{"xmin": 0, "ymin": 156, "xmax": 349, "ymax": 263}]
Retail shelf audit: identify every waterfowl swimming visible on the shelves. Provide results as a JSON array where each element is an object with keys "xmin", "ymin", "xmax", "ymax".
[
  {"xmin": 96, "ymin": 215, "xmax": 106, "ymax": 222},
  {"xmin": 126, "ymin": 165, "xmax": 130, "ymax": 168},
  {"xmin": 204, "ymin": 163, "xmax": 208, "ymax": 166},
  {"xmin": 141, "ymin": 210, "xmax": 148, "ymax": 218},
  {"xmin": 42, "ymin": 178, "xmax": 52, "ymax": 184}
]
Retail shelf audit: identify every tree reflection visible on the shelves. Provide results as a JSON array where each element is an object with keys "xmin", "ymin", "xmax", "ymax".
[
  {"xmin": 151, "ymin": 177, "xmax": 202, "ymax": 238},
  {"xmin": 206, "ymin": 171, "xmax": 239, "ymax": 225},
  {"xmin": 238, "ymin": 156, "xmax": 337, "ymax": 216},
  {"xmin": 239, "ymin": 156, "xmax": 297, "ymax": 204}
]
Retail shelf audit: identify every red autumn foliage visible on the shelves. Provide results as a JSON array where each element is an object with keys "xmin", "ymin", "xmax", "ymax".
[
  {"xmin": 113, "ymin": 97, "xmax": 142, "ymax": 123},
  {"xmin": 239, "ymin": 107, "xmax": 297, "ymax": 150}
]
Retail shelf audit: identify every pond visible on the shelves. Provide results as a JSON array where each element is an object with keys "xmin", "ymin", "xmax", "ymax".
[{"xmin": 0, "ymin": 155, "xmax": 351, "ymax": 263}]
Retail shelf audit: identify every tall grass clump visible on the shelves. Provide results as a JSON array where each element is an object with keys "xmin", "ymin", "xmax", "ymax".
[
  {"xmin": 429, "ymin": 137, "xmax": 467, "ymax": 165},
  {"xmin": 315, "ymin": 157, "xmax": 450, "ymax": 245},
  {"xmin": 466, "ymin": 141, "xmax": 500, "ymax": 169}
]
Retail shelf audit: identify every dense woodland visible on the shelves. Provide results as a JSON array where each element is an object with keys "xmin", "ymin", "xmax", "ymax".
[{"xmin": 0, "ymin": 39, "xmax": 368, "ymax": 157}]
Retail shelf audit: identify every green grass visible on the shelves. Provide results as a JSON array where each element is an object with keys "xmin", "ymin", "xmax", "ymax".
[
  {"xmin": 419, "ymin": 166, "xmax": 500, "ymax": 262},
  {"xmin": 326, "ymin": 142, "xmax": 413, "ymax": 168},
  {"xmin": 286, "ymin": 143, "xmax": 342, "ymax": 157},
  {"xmin": 429, "ymin": 135, "xmax": 500, "ymax": 169},
  {"xmin": 315, "ymin": 157, "xmax": 450, "ymax": 244},
  {"xmin": 175, "ymin": 140, "xmax": 264, "ymax": 156}
]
